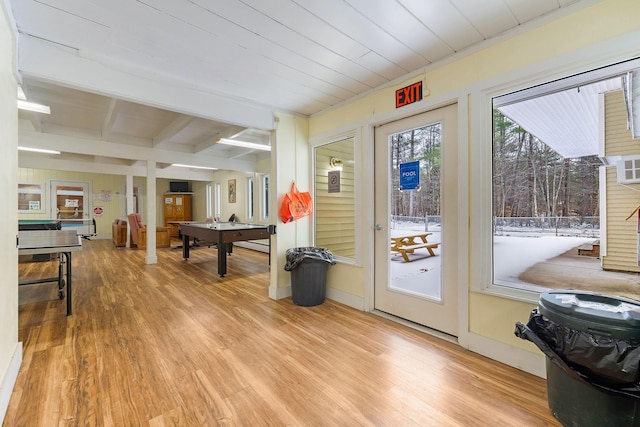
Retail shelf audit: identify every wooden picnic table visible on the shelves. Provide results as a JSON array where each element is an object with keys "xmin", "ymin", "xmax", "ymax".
[{"xmin": 390, "ymin": 233, "xmax": 440, "ymax": 262}]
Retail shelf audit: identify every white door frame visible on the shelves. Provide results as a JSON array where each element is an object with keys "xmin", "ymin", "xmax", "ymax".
[
  {"xmin": 361, "ymin": 97, "xmax": 469, "ymax": 345},
  {"xmin": 373, "ymin": 104, "xmax": 459, "ymax": 336},
  {"xmin": 48, "ymin": 179, "xmax": 92, "ymax": 220}
]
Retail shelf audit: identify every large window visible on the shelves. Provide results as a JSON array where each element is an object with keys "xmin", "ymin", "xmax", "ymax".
[
  {"xmin": 214, "ymin": 182, "xmax": 221, "ymax": 220},
  {"xmin": 18, "ymin": 182, "xmax": 44, "ymax": 213},
  {"xmin": 491, "ymin": 59, "xmax": 640, "ymax": 299},
  {"xmin": 261, "ymin": 174, "xmax": 269, "ymax": 220},
  {"xmin": 247, "ymin": 176, "xmax": 254, "ymax": 221},
  {"xmin": 314, "ymin": 136, "xmax": 356, "ymax": 259},
  {"xmin": 206, "ymin": 183, "xmax": 213, "ymax": 218}
]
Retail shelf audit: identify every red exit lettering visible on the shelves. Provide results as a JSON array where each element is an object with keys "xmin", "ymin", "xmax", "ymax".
[{"xmin": 395, "ymin": 81, "xmax": 423, "ymax": 108}]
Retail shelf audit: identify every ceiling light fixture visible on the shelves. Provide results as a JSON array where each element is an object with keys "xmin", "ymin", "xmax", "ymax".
[
  {"xmin": 17, "ymin": 100, "xmax": 51, "ymax": 114},
  {"xmin": 217, "ymin": 138, "xmax": 271, "ymax": 151},
  {"xmin": 171, "ymin": 164, "xmax": 218, "ymax": 170},
  {"xmin": 18, "ymin": 146, "xmax": 61, "ymax": 155}
]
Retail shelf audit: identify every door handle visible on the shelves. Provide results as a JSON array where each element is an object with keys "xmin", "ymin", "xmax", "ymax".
[{"xmin": 374, "ymin": 224, "xmax": 384, "ymax": 231}]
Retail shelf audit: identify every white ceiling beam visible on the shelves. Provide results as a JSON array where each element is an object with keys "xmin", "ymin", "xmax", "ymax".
[
  {"xmin": 153, "ymin": 114, "xmax": 194, "ymax": 148},
  {"xmin": 23, "ymin": 112, "xmax": 43, "ymax": 132},
  {"xmin": 193, "ymin": 125, "xmax": 246, "ymax": 153},
  {"xmin": 19, "ymin": 154, "xmax": 216, "ymax": 180},
  {"xmin": 19, "ymin": 130, "xmax": 258, "ymax": 172},
  {"xmin": 101, "ymin": 98, "xmax": 121, "ymax": 139},
  {"xmin": 18, "ymin": 35, "xmax": 275, "ymax": 131}
]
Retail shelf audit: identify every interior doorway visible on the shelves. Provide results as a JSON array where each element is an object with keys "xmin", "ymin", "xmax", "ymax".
[{"xmin": 49, "ymin": 179, "xmax": 92, "ymax": 235}]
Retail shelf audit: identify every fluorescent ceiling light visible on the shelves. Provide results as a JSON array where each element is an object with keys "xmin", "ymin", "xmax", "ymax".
[
  {"xmin": 17, "ymin": 100, "xmax": 50, "ymax": 114},
  {"xmin": 217, "ymin": 138, "xmax": 271, "ymax": 151},
  {"xmin": 171, "ymin": 164, "xmax": 218, "ymax": 170},
  {"xmin": 18, "ymin": 146, "xmax": 60, "ymax": 155}
]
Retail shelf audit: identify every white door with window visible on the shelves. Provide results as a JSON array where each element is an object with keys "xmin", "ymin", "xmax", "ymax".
[
  {"xmin": 50, "ymin": 179, "xmax": 92, "ymax": 234},
  {"xmin": 374, "ymin": 104, "xmax": 459, "ymax": 336}
]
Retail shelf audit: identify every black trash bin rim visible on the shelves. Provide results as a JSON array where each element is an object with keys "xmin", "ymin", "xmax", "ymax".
[
  {"xmin": 284, "ymin": 247, "xmax": 336, "ymax": 271},
  {"xmin": 538, "ymin": 290, "xmax": 640, "ymax": 339}
]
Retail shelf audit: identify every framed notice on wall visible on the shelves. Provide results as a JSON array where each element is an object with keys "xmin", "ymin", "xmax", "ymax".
[
  {"xmin": 328, "ymin": 170, "xmax": 340, "ymax": 193},
  {"xmin": 228, "ymin": 179, "xmax": 236, "ymax": 203}
]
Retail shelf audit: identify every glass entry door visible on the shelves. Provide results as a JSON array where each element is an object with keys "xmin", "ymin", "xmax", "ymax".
[{"xmin": 374, "ymin": 104, "xmax": 458, "ymax": 336}]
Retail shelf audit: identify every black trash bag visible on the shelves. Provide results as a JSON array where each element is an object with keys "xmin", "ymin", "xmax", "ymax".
[
  {"xmin": 284, "ymin": 247, "xmax": 336, "ymax": 271},
  {"xmin": 515, "ymin": 308, "xmax": 640, "ymax": 398}
]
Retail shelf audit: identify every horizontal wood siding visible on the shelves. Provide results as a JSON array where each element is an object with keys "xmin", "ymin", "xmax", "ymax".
[
  {"xmin": 604, "ymin": 90, "xmax": 639, "ymax": 157},
  {"xmin": 315, "ymin": 139, "xmax": 355, "ymax": 257},
  {"xmin": 603, "ymin": 92, "xmax": 640, "ymax": 271}
]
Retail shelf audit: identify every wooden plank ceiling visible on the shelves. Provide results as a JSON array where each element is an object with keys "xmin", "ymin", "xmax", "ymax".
[{"xmin": 9, "ymin": 0, "xmax": 592, "ymax": 171}]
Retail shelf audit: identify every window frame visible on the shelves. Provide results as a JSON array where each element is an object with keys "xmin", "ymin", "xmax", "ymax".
[
  {"xmin": 18, "ymin": 181, "xmax": 45, "ymax": 213},
  {"xmin": 617, "ymin": 155, "xmax": 640, "ymax": 183},
  {"xmin": 206, "ymin": 183, "xmax": 213, "ymax": 218},
  {"xmin": 214, "ymin": 182, "xmax": 221, "ymax": 220},
  {"xmin": 260, "ymin": 174, "xmax": 269, "ymax": 221},
  {"xmin": 471, "ymin": 57, "xmax": 640, "ymax": 304},
  {"xmin": 246, "ymin": 176, "xmax": 254, "ymax": 221},
  {"xmin": 310, "ymin": 129, "xmax": 362, "ymax": 265}
]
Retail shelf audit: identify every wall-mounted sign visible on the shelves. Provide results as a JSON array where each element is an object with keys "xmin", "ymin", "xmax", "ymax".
[
  {"xmin": 396, "ymin": 81, "xmax": 423, "ymax": 108},
  {"xmin": 328, "ymin": 170, "xmax": 341, "ymax": 193},
  {"xmin": 399, "ymin": 161, "xmax": 420, "ymax": 190}
]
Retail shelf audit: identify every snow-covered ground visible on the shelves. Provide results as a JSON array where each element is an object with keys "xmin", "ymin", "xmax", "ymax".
[
  {"xmin": 389, "ymin": 223, "xmax": 443, "ymax": 299},
  {"xmin": 493, "ymin": 235, "xmax": 593, "ymax": 287},
  {"xmin": 388, "ymin": 221, "xmax": 594, "ymax": 299}
]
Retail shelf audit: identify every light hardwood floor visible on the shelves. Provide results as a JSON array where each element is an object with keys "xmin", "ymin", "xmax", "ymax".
[{"xmin": 6, "ymin": 239, "xmax": 559, "ymax": 426}]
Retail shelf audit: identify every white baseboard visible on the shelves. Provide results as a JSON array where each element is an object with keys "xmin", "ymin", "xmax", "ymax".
[
  {"xmin": 326, "ymin": 287, "xmax": 365, "ymax": 311},
  {"xmin": 235, "ymin": 240, "xmax": 269, "ymax": 253},
  {"xmin": 268, "ymin": 284, "xmax": 365, "ymax": 311},
  {"xmin": 466, "ymin": 332, "xmax": 546, "ymax": 378},
  {"xmin": 0, "ymin": 342, "xmax": 22, "ymax": 425},
  {"xmin": 269, "ymin": 284, "xmax": 291, "ymax": 300}
]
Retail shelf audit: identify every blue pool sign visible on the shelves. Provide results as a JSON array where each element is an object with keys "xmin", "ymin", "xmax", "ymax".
[{"xmin": 399, "ymin": 161, "xmax": 420, "ymax": 190}]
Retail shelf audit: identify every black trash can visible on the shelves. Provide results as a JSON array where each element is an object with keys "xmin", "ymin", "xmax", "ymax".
[
  {"xmin": 515, "ymin": 290, "xmax": 640, "ymax": 427},
  {"xmin": 284, "ymin": 247, "xmax": 336, "ymax": 306}
]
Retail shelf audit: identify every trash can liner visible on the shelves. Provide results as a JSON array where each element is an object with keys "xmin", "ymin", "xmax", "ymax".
[
  {"xmin": 516, "ymin": 308, "xmax": 640, "ymax": 398},
  {"xmin": 284, "ymin": 247, "xmax": 336, "ymax": 271}
]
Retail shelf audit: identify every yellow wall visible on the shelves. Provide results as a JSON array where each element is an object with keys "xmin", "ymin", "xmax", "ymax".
[
  {"xmin": 211, "ymin": 170, "xmax": 254, "ymax": 223},
  {"xmin": 605, "ymin": 90, "xmax": 640, "ymax": 157},
  {"xmin": 18, "ymin": 168, "xmax": 126, "ymax": 237},
  {"xmin": 603, "ymin": 167, "xmax": 640, "ymax": 271},
  {"xmin": 469, "ymin": 293, "xmax": 540, "ymax": 351},
  {"xmin": 603, "ymin": 91, "xmax": 640, "ymax": 272},
  {"xmin": 16, "ymin": 172, "xmax": 214, "ymax": 238},
  {"xmin": 309, "ymin": 0, "xmax": 640, "ymax": 353}
]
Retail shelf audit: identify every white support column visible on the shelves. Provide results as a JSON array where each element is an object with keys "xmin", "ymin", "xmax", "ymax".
[
  {"xmin": 126, "ymin": 174, "xmax": 134, "ymax": 248},
  {"xmin": 146, "ymin": 161, "xmax": 157, "ymax": 264}
]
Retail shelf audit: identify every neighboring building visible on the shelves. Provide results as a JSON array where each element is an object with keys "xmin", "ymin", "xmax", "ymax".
[{"xmin": 603, "ymin": 90, "xmax": 640, "ymax": 272}]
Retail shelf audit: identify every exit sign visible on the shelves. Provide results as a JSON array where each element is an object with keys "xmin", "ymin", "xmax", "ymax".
[{"xmin": 395, "ymin": 81, "xmax": 423, "ymax": 108}]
